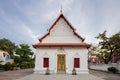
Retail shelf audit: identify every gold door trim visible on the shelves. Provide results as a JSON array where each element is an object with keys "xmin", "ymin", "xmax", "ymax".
[{"xmin": 57, "ymin": 54, "xmax": 66, "ymax": 71}]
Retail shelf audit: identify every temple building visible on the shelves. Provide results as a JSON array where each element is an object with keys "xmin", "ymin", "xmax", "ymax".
[{"xmin": 33, "ymin": 13, "xmax": 91, "ymax": 74}]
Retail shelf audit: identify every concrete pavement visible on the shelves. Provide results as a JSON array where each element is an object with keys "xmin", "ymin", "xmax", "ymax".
[
  {"xmin": 90, "ymin": 70, "xmax": 120, "ymax": 80},
  {"xmin": 16, "ymin": 74, "xmax": 104, "ymax": 80},
  {"xmin": 1, "ymin": 69, "xmax": 119, "ymax": 80},
  {"xmin": 0, "ymin": 69, "xmax": 33, "ymax": 80}
]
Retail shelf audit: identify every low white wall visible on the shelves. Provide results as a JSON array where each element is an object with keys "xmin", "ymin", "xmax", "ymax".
[{"xmin": 111, "ymin": 63, "xmax": 120, "ymax": 73}]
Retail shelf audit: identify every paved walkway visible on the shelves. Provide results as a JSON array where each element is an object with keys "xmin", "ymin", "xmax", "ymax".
[
  {"xmin": 90, "ymin": 70, "xmax": 120, "ymax": 80},
  {"xmin": 1, "ymin": 69, "xmax": 120, "ymax": 80},
  {"xmin": 0, "ymin": 69, "xmax": 33, "ymax": 80},
  {"xmin": 16, "ymin": 74, "xmax": 104, "ymax": 80}
]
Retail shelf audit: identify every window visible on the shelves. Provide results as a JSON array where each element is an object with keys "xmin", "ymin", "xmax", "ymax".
[
  {"xmin": 74, "ymin": 58, "xmax": 80, "ymax": 68},
  {"xmin": 3, "ymin": 53, "xmax": 6, "ymax": 57},
  {"xmin": 43, "ymin": 58, "xmax": 49, "ymax": 67}
]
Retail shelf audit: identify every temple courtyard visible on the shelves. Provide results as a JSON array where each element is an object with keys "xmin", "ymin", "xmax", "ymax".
[{"xmin": 0, "ymin": 69, "xmax": 120, "ymax": 80}]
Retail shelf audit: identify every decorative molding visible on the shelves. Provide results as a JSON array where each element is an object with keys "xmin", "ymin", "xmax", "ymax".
[
  {"xmin": 74, "ymin": 52, "xmax": 80, "ymax": 58},
  {"xmin": 42, "ymin": 52, "xmax": 49, "ymax": 57},
  {"xmin": 57, "ymin": 47, "xmax": 65, "ymax": 53}
]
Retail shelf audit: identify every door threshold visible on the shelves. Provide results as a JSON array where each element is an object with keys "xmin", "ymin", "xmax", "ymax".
[{"xmin": 57, "ymin": 71, "xmax": 66, "ymax": 74}]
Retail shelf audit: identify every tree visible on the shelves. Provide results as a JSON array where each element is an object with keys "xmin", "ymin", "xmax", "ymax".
[
  {"xmin": 15, "ymin": 44, "xmax": 34, "ymax": 63},
  {"xmin": 96, "ymin": 31, "xmax": 120, "ymax": 64},
  {"xmin": 88, "ymin": 46, "xmax": 98, "ymax": 56},
  {"xmin": 14, "ymin": 44, "xmax": 34, "ymax": 68},
  {"xmin": 88, "ymin": 45, "xmax": 104, "ymax": 63},
  {"xmin": 0, "ymin": 38, "xmax": 16, "ymax": 58},
  {"xmin": 109, "ymin": 32, "xmax": 120, "ymax": 62}
]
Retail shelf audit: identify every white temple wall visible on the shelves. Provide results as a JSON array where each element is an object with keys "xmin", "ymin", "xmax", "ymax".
[{"xmin": 34, "ymin": 47, "xmax": 89, "ymax": 74}]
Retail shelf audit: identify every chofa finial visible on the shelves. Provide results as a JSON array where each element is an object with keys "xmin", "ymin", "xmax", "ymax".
[{"xmin": 60, "ymin": 5, "xmax": 62, "ymax": 14}]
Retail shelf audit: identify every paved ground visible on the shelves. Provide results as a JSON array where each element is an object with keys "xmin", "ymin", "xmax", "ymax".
[
  {"xmin": 0, "ymin": 69, "xmax": 120, "ymax": 80},
  {"xmin": 89, "ymin": 63, "xmax": 120, "ymax": 73},
  {"xmin": 0, "ymin": 69, "xmax": 33, "ymax": 80},
  {"xmin": 90, "ymin": 70, "xmax": 120, "ymax": 80},
  {"xmin": 16, "ymin": 74, "xmax": 103, "ymax": 80}
]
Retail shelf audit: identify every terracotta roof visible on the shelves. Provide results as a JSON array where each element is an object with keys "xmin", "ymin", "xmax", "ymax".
[
  {"xmin": 0, "ymin": 50, "xmax": 8, "ymax": 54},
  {"xmin": 39, "ymin": 13, "xmax": 84, "ymax": 42},
  {"xmin": 33, "ymin": 13, "xmax": 91, "ymax": 49},
  {"xmin": 33, "ymin": 43, "xmax": 91, "ymax": 48},
  {"xmin": 0, "ymin": 50, "xmax": 4, "ymax": 52},
  {"xmin": 0, "ymin": 50, "xmax": 6, "ymax": 53}
]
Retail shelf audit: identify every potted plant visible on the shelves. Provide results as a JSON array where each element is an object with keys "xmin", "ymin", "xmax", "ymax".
[
  {"xmin": 72, "ymin": 68, "xmax": 77, "ymax": 75},
  {"xmin": 45, "ymin": 67, "xmax": 50, "ymax": 75}
]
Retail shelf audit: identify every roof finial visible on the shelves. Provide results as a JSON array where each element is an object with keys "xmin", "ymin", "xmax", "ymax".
[{"xmin": 60, "ymin": 5, "xmax": 62, "ymax": 14}]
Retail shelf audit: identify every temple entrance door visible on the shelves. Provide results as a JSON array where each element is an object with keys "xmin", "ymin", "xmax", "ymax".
[{"xmin": 57, "ymin": 54, "xmax": 66, "ymax": 71}]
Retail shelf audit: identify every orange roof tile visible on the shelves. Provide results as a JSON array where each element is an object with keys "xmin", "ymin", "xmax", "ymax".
[{"xmin": 33, "ymin": 43, "xmax": 91, "ymax": 48}]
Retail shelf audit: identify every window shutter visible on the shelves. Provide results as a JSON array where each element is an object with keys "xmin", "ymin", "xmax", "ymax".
[
  {"xmin": 43, "ymin": 58, "xmax": 49, "ymax": 67},
  {"xmin": 74, "ymin": 58, "xmax": 80, "ymax": 68}
]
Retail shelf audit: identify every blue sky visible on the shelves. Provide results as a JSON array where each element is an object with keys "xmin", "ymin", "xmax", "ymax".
[{"xmin": 0, "ymin": 0, "xmax": 120, "ymax": 47}]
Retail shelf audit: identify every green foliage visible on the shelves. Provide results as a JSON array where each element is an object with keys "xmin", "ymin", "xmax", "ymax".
[
  {"xmin": 14, "ymin": 44, "xmax": 34, "ymax": 69},
  {"xmin": 3, "ymin": 62, "xmax": 15, "ymax": 71},
  {"xmin": 96, "ymin": 31, "xmax": 120, "ymax": 63},
  {"xmin": 0, "ymin": 38, "xmax": 16, "ymax": 58},
  {"xmin": 88, "ymin": 46, "xmax": 97, "ymax": 56},
  {"xmin": 0, "ymin": 64, "xmax": 3, "ymax": 70},
  {"xmin": 15, "ymin": 44, "xmax": 33, "ymax": 61},
  {"xmin": 108, "ymin": 67, "xmax": 119, "ymax": 73},
  {"xmin": 13, "ymin": 56, "xmax": 21, "ymax": 64},
  {"xmin": 20, "ymin": 62, "xmax": 28, "ymax": 69},
  {"xmin": 0, "ymin": 64, "xmax": 3, "ymax": 68},
  {"xmin": 0, "ymin": 38, "xmax": 34, "ymax": 70},
  {"xmin": 15, "ymin": 44, "xmax": 33, "ymax": 58},
  {"xmin": 20, "ymin": 62, "xmax": 34, "ymax": 69}
]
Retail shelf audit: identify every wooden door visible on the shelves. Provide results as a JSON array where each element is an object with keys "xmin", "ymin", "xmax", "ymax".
[{"xmin": 57, "ymin": 54, "xmax": 65, "ymax": 71}]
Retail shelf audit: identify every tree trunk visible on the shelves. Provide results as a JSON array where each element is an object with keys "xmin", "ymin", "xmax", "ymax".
[{"xmin": 104, "ymin": 61, "xmax": 109, "ymax": 64}]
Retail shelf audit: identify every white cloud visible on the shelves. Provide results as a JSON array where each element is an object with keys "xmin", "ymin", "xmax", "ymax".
[
  {"xmin": 15, "ymin": 21, "xmax": 39, "ymax": 44},
  {"xmin": 65, "ymin": 0, "xmax": 120, "ymax": 44},
  {"xmin": 0, "ymin": 0, "xmax": 120, "ymax": 46},
  {"xmin": 0, "ymin": 8, "xmax": 38, "ymax": 45},
  {"xmin": 59, "ymin": 0, "xmax": 74, "ymax": 12},
  {"xmin": 96, "ymin": 0, "xmax": 120, "ymax": 36},
  {"xmin": 13, "ymin": 0, "xmax": 45, "ymax": 24}
]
